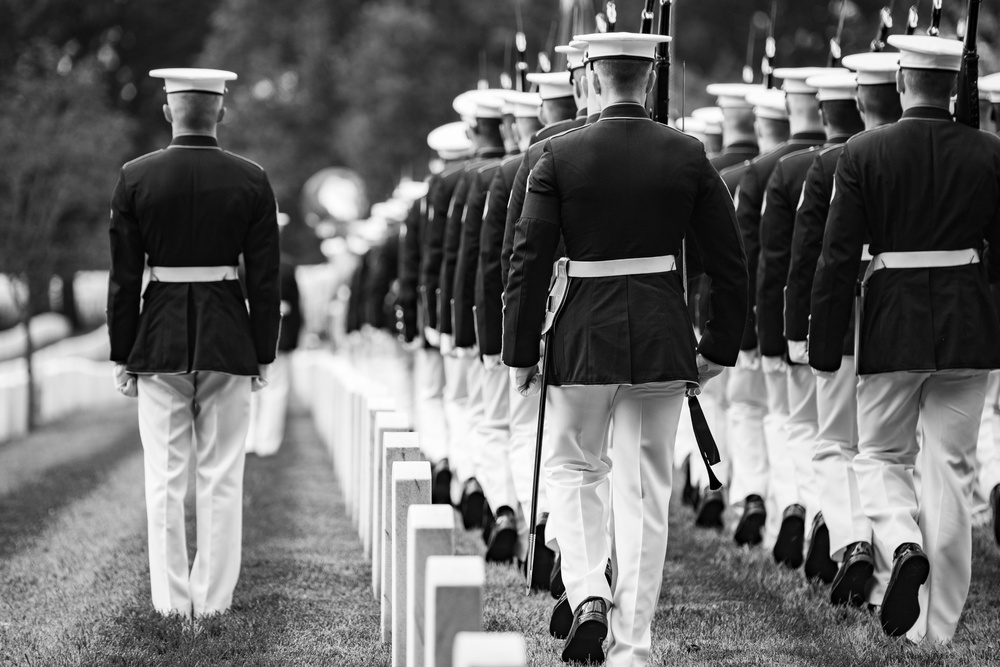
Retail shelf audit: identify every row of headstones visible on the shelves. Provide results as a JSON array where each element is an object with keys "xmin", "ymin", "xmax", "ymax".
[{"xmin": 302, "ymin": 352, "xmax": 527, "ymax": 667}]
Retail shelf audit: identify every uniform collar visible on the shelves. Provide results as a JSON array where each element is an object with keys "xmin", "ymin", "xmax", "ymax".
[
  {"xmin": 723, "ymin": 140, "xmax": 758, "ymax": 152},
  {"xmin": 169, "ymin": 134, "xmax": 220, "ymax": 148},
  {"xmin": 475, "ymin": 146, "xmax": 506, "ymax": 158},
  {"xmin": 586, "ymin": 113, "xmax": 602, "ymax": 124},
  {"xmin": 598, "ymin": 103, "xmax": 650, "ymax": 121},
  {"xmin": 576, "ymin": 108, "xmax": 588, "ymax": 119},
  {"xmin": 789, "ymin": 131, "xmax": 827, "ymax": 142},
  {"xmin": 901, "ymin": 106, "xmax": 954, "ymax": 122},
  {"xmin": 826, "ymin": 134, "xmax": 852, "ymax": 145}
]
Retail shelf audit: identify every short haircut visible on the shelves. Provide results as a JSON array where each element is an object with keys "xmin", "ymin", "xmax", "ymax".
[
  {"xmin": 541, "ymin": 96, "xmax": 577, "ymax": 124},
  {"xmin": 168, "ymin": 92, "xmax": 222, "ymax": 132},
  {"xmin": 474, "ymin": 117, "xmax": 504, "ymax": 149},
  {"xmin": 820, "ymin": 99, "xmax": 864, "ymax": 135},
  {"xmin": 593, "ymin": 59, "xmax": 652, "ymax": 100},
  {"xmin": 857, "ymin": 84, "xmax": 903, "ymax": 124},
  {"xmin": 723, "ymin": 107, "xmax": 756, "ymax": 136},
  {"xmin": 902, "ymin": 68, "xmax": 957, "ymax": 100}
]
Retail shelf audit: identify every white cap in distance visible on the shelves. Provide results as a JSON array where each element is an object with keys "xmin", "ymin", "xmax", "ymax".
[
  {"xmin": 500, "ymin": 90, "xmax": 542, "ymax": 118},
  {"xmin": 841, "ymin": 52, "xmax": 900, "ymax": 86},
  {"xmin": 150, "ymin": 68, "xmax": 237, "ymax": 95},
  {"xmin": 979, "ymin": 73, "xmax": 1000, "ymax": 104},
  {"xmin": 427, "ymin": 121, "xmax": 473, "ymax": 160},
  {"xmin": 774, "ymin": 67, "xmax": 848, "ymax": 94},
  {"xmin": 746, "ymin": 88, "xmax": 789, "ymax": 120},
  {"xmin": 555, "ymin": 44, "xmax": 586, "ymax": 71},
  {"xmin": 806, "ymin": 73, "xmax": 859, "ymax": 102},
  {"xmin": 452, "ymin": 89, "xmax": 506, "ymax": 119},
  {"xmin": 526, "ymin": 71, "xmax": 574, "ymax": 100},
  {"xmin": 887, "ymin": 35, "xmax": 964, "ymax": 72},
  {"xmin": 705, "ymin": 83, "xmax": 759, "ymax": 109}
]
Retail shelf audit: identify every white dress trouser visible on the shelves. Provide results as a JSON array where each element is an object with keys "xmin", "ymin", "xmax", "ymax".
[
  {"xmin": 786, "ymin": 365, "xmax": 819, "ymax": 527},
  {"xmin": 443, "ymin": 354, "xmax": 474, "ymax": 502},
  {"xmin": 975, "ymin": 370, "xmax": 1000, "ymax": 514},
  {"xmin": 763, "ymin": 369, "xmax": 793, "ymax": 544},
  {"xmin": 546, "ymin": 381, "xmax": 686, "ymax": 667},
  {"xmin": 855, "ymin": 369, "xmax": 988, "ymax": 644},
  {"xmin": 509, "ymin": 375, "xmax": 548, "ymax": 521},
  {"xmin": 137, "ymin": 372, "xmax": 250, "ymax": 617},
  {"xmin": 813, "ymin": 356, "xmax": 871, "ymax": 561},
  {"xmin": 245, "ymin": 352, "xmax": 290, "ymax": 456},
  {"xmin": 414, "ymin": 347, "xmax": 449, "ymax": 463},
  {"xmin": 475, "ymin": 359, "xmax": 517, "ymax": 511},
  {"xmin": 726, "ymin": 365, "xmax": 768, "ymax": 504}
]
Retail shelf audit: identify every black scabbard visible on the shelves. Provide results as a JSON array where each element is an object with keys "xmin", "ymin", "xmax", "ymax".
[{"xmin": 687, "ymin": 393, "xmax": 723, "ymax": 490}]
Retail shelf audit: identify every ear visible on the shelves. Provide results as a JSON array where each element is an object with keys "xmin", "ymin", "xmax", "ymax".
[
  {"xmin": 645, "ymin": 69, "xmax": 656, "ymax": 95},
  {"xmin": 896, "ymin": 69, "xmax": 905, "ymax": 95},
  {"xmin": 592, "ymin": 66, "xmax": 602, "ymax": 96},
  {"xmin": 855, "ymin": 96, "xmax": 865, "ymax": 116},
  {"xmin": 819, "ymin": 104, "xmax": 828, "ymax": 127},
  {"xmin": 163, "ymin": 104, "xmax": 172, "ymax": 124},
  {"xmin": 217, "ymin": 105, "xmax": 226, "ymax": 124}
]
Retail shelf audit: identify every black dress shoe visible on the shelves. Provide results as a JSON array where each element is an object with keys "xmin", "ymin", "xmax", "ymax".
[
  {"xmin": 830, "ymin": 540, "xmax": 874, "ymax": 607},
  {"xmin": 561, "ymin": 597, "xmax": 610, "ymax": 664},
  {"xmin": 459, "ymin": 479, "xmax": 485, "ymax": 530},
  {"xmin": 481, "ymin": 501, "xmax": 495, "ymax": 546},
  {"xmin": 431, "ymin": 459, "xmax": 452, "ymax": 505},
  {"xmin": 991, "ymin": 484, "xmax": 1000, "ymax": 547},
  {"xmin": 804, "ymin": 511, "xmax": 838, "ymax": 584},
  {"xmin": 773, "ymin": 504, "xmax": 806, "ymax": 568},
  {"xmin": 881, "ymin": 542, "xmax": 929, "ymax": 637},
  {"xmin": 734, "ymin": 494, "xmax": 767, "ymax": 546},
  {"xmin": 550, "ymin": 553, "xmax": 565, "ymax": 599},
  {"xmin": 681, "ymin": 457, "xmax": 700, "ymax": 509},
  {"xmin": 529, "ymin": 513, "xmax": 555, "ymax": 591},
  {"xmin": 549, "ymin": 560, "xmax": 614, "ymax": 639},
  {"xmin": 485, "ymin": 507, "xmax": 517, "ymax": 563},
  {"xmin": 695, "ymin": 489, "xmax": 725, "ymax": 529}
]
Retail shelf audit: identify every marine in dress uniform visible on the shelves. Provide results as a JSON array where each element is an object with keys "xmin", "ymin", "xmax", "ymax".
[
  {"xmin": 729, "ymin": 84, "xmax": 826, "ymax": 549},
  {"xmin": 439, "ymin": 90, "xmax": 506, "ymax": 525},
  {"xmin": 108, "ymin": 68, "xmax": 280, "ymax": 617},
  {"xmin": 757, "ymin": 67, "xmax": 861, "ymax": 573},
  {"xmin": 809, "ymin": 35, "xmax": 1000, "ymax": 642},
  {"xmin": 503, "ymin": 32, "xmax": 748, "ymax": 665},
  {"xmin": 784, "ymin": 52, "xmax": 903, "ymax": 606}
]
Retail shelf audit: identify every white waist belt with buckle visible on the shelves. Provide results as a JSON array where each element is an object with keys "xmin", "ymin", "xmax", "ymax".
[
  {"xmin": 566, "ymin": 254, "xmax": 677, "ymax": 278},
  {"xmin": 150, "ymin": 265, "xmax": 239, "ymax": 282},
  {"xmin": 865, "ymin": 248, "xmax": 979, "ymax": 280}
]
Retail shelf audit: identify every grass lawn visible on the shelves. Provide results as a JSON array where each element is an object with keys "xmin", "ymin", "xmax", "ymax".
[{"xmin": 1, "ymin": 401, "xmax": 999, "ymax": 666}]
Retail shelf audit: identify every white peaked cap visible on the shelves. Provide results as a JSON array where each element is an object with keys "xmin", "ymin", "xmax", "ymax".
[
  {"xmin": 150, "ymin": 68, "xmax": 237, "ymax": 95},
  {"xmin": 705, "ymin": 83, "xmax": 759, "ymax": 109},
  {"xmin": 555, "ymin": 44, "xmax": 586, "ymax": 71},
  {"xmin": 746, "ymin": 88, "xmax": 788, "ymax": 120},
  {"xmin": 393, "ymin": 179, "xmax": 430, "ymax": 202},
  {"xmin": 887, "ymin": 35, "xmax": 963, "ymax": 72},
  {"xmin": 526, "ymin": 71, "xmax": 574, "ymax": 100},
  {"xmin": 774, "ymin": 67, "xmax": 849, "ymax": 94},
  {"xmin": 691, "ymin": 106, "xmax": 724, "ymax": 134},
  {"xmin": 677, "ymin": 117, "xmax": 708, "ymax": 135},
  {"xmin": 427, "ymin": 121, "xmax": 473, "ymax": 159},
  {"xmin": 806, "ymin": 73, "xmax": 859, "ymax": 102},
  {"xmin": 453, "ymin": 89, "xmax": 506, "ymax": 119},
  {"xmin": 500, "ymin": 90, "xmax": 542, "ymax": 118},
  {"xmin": 979, "ymin": 73, "xmax": 1000, "ymax": 104},
  {"xmin": 841, "ymin": 52, "xmax": 900, "ymax": 86},
  {"xmin": 573, "ymin": 32, "xmax": 669, "ymax": 62}
]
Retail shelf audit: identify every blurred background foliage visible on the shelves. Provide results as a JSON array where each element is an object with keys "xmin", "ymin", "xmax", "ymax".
[{"xmin": 1, "ymin": 0, "xmax": 998, "ymax": 327}]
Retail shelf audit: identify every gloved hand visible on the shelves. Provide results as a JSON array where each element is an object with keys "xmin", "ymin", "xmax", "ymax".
[
  {"xmin": 439, "ymin": 333, "xmax": 455, "ymax": 357},
  {"xmin": 736, "ymin": 349, "xmax": 761, "ymax": 371},
  {"xmin": 113, "ymin": 364, "xmax": 138, "ymax": 398},
  {"xmin": 252, "ymin": 363, "xmax": 270, "ymax": 392},
  {"xmin": 787, "ymin": 340, "xmax": 808, "ymax": 365},
  {"xmin": 402, "ymin": 336, "xmax": 424, "ymax": 352},
  {"xmin": 696, "ymin": 353, "xmax": 725, "ymax": 386},
  {"xmin": 423, "ymin": 326, "xmax": 441, "ymax": 348},
  {"xmin": 482, "ymin": 354, "xmax": 503, "ymax": 371},
  {"xmin": 762, "ymin": 355, "xmax": 788, "ymax": 375},
  {"xmin": 511, "ymin": 365, "xmax": 540, "ymax": 397},
  {"xmin": 811, "ymin": 366, "xmax": 837, "ymax": 380}
]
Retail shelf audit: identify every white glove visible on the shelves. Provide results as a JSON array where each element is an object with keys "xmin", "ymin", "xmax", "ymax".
[
  {"xmin": 252, "ymin": 363, "xmax": 270, "ymax": 392},
  {"xmin": 510, "ymin": 365, "xmax": 540, "ymax": 397},
  {"xmin": 811, "ymin": 366, "xmax": 837, "ymax": 380},
  {"xmin": 482, "ymin": 354, "xmax": 503, "ymax": 371},
  {"xmin": 113, "ymin": 364, "xmax": 138, "ymax": 398},
  {"xmin": 787, "ymin": 340, "xmax": 808, "ymax": 365},
  {"xmin": 736, "ymin": 349, "xmax": 761, "ymax": 371},
  {"xmin": 402, "ymin": 336, "xmax": 423, "ymax": 352},
  {"xmin": 423, "ymin": 326, "xmax": 441, "ymax": 348},
  {"xmin": 696, "ymin": 353, "xmax": 725, "ymax": 387},
  {"xmin": 439, "ymin": 333, "xmax": 455, "ymax": 357},
  {"xmin": 762, "ymin": 355, "xmax": 788, "ymax": 375}
]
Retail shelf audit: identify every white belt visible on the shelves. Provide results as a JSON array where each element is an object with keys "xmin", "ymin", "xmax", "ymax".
[
  {"xmin": 861, "ymin": 244, "xmax": 873, "ymax": 262},
  {"xmin": 867, "ymin": 248, "xmax": 979, "ymax": 275},
  {"xmin": 149, "ymin": 265, "xmax": 239, "ymax": 282},
  {"xmin": 566, "ymin": 254, "xmax": 676, "ymax": 278}
]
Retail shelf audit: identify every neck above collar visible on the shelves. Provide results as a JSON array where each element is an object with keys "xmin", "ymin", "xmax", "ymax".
[
  {"xmin": 599, "ymin": 103, "xmax": 650, "ymax": 120},
  {"xmin": 902, "ymin": 106, "xmax": 954, "ymax": 121},
  {"xmin": 170, "ymin": 134, "xmax": 220, "ymax": 147}
]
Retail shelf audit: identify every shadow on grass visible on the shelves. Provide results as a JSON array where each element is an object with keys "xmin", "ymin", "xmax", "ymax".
[{"xmin": 0, "ymin": 426, "xmax": 139, "ymax": 560}]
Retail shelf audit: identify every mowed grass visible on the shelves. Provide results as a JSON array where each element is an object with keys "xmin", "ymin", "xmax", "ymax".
[{"xmin": 2, "ymin": 401, "xmax": 999, "ymax": 666}]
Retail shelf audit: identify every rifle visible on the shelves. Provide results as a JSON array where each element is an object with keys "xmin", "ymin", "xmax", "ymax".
[
  {"xmin": 870, "ymin": 7, "xmax": 893, "ymax": 52},
  {"xmin": 640, "ymin": 0, "xmax": 656, "ymax": 33},
  {"xmin": 744, "ymin": 22, "xmax": 757, "ymax": 84},
  {"xmin": 905, "ymin": 6, "xmax": 919, "ymax": 35},
  {"xmin": 955, "ymin": 0, "xmax": 982, "ymax": 128},
  {"xmin": 828, "ymin": 1, "xmax": 848, "ymax": 67},
  {"xmin": 607, "ymin": 1, "xmax": 617, "ymax": 32},
  {"xmin": 762, "ymin": 1, "xmax": 778, "ymax": 89},
  {"xmin": 514, "ymin": 1, "xmax": 529, "ymax": 92},
  {"xmin": 927, "ymin": 0, "xmax": 943, "ymax": 36},
  {"xmin": 653, "ymin": 0, "xmax": 672, "ymax": 122}
]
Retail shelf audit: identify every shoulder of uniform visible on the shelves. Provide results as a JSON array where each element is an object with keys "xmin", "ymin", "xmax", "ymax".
[
  {"xmin": 843, "ymin": 124, "xmax": 892, "ymax": 150},
  {"xmin": 719, "ymin": 160, "xmax": 751, "ymax": 176},
  {"xmin": 224, "ymin": 150, "xmax": 265, "ymax": 171},
  {"xmin": 122, "ymin": 149, "xmax": 164, "ymax": 170},
  {"xmin": 546, "ymin": 123, "xmax": 589, "ymax": 145},
  {"xmin": 817, "ymin": 143, "xmax": 845, "ymax": 159},
  {"xmin": 776, "ymin": 145, "xmax": 819, "ymax": 167},
  {"xmin": 500, "ymin": 153, "xmax": 523, "ymax": 168}
]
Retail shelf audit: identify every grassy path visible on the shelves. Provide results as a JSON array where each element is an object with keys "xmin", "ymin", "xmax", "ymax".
[{"xmin": 2, "ymin": 400, "xmax": 999, "ymax": 666}]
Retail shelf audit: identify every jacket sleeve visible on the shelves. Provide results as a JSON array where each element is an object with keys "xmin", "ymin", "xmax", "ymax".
[
  {"xmin": 243, "ymin": 172, "xmax": 282, "ymax": 364},
  {"xmin": 501, "ymin": 147, "xmax": 561, "ymax": 369},
  {"xmin": 502, "ymin": 153, "xmax": 531, "ymax": 289},
  {"xmin": 688, "ymin": 158, "xmax": 750, "ymax": 367},
  {"xmin": 756, "ymin": 161, "xmax": 798, "ymax": 357},
  {"xmin": 395, "ymin": 198, "xmax": 423, "ymax": 342},
  {"xmin": 453, "ymin": 171, "xmax": 486, "ymax": 348},
  {"xmin": 438, "ymin": 173, "xmax": 468, "ymax": 335},
  {"xmin": 734, "ymin": 164, "xmax": 763, "ymax": 350},
  {"xmin": 809, "ymin": 145, "xmax": 866, "ymax": 372},
  {"xmin": 419, "ymin": 176, "xmax": 448, "ymax": 331},
  {"xmin": 107, "ymin": 168, "xmax": 145, "ymax": 363},
  {"xmin": 477, "ymin": 168, "xmax": 512, "ymax": 356},
  {"xmin": 785, "ymin": 155, "xmax": 829, "ymax": 343}
]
